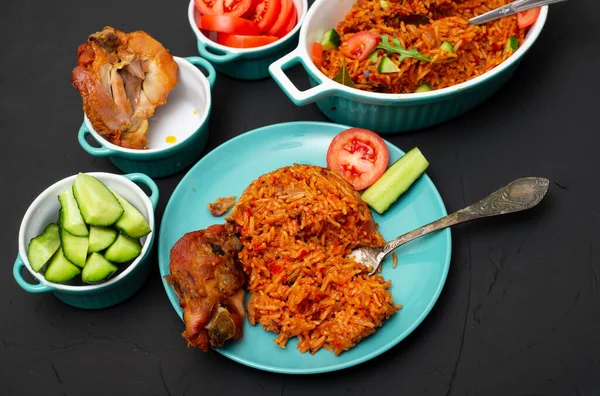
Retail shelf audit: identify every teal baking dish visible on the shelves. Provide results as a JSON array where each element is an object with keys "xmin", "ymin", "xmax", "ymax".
[
  {"xmin": 78, "ymin": 56, "xmax": 215, "ymax": 178},
  {"xmin": 188, "ymin": 0, "xmax": 307, "ymax": 80},
  {"xmin": 13, "ymin": 172, "xmax": 158, "ymax": 309},
  {"xmin": 269, "ymin": 0, "xmax": 548, "ymax": 133}
]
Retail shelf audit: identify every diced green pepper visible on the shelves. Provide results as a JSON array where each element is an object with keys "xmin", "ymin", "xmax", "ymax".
[
  {"xmin": 440, "ymin": 40, "xmax": 454, "ymax": 53},
  {"xmin": 415, "ymin": 84, "xmax": 432, "ymax": 93},
  {"xmin": 320, "ymin": 29, "xmax": 341, "ymax": 51},
  {"xmin": 367, "ymin": 50, "xmax": 380, "ymax": 63},
  {"xmin": 378, "ymin": 56, "xmax": 400, "ymax": 73},
  {"xmin": 505, "ymin": 36, "xmax": 519, "ymax": 53}
]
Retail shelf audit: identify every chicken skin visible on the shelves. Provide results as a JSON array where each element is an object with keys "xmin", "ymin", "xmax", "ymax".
[
  {"xmin": 72, "ymin": 26, "xmax": 178, "ymax": 149},
  {"xmin": 166, "ymin": 224, "xmax": 246, "ymax": 352}
]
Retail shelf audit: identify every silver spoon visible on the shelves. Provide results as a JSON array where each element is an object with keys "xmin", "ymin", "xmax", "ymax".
[
  {"xmin": 350, "ymin": 177, "xmax": 550, "ymax": 275},
  {"xmin": 397, "ymin": 0, "xmax": 567, "ymax": 26}
]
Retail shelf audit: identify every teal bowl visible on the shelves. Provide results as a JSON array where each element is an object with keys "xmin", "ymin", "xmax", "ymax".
[
  {"xmin": 13, "ymin": 172, "xmax": 158, "ymax": 309},
  {"xmin": 188, "ymin": 0, "xmax": 307, "ymax": 80},
  {"xmin": 269, "ymin": 0, "xmax": 549, "ymax": 133},
  {"xmin": 78, "ymin": 56, "xmax": 215, "ymax": 178}
]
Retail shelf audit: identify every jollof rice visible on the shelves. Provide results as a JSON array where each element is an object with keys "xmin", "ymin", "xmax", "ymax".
[
  {"xmin": 322, "ymin": 0, "xmax": 527, "ymax": 93},
  {"xmin": 226, "ymin": 164, "xmax": 400, "ymax": 355}
]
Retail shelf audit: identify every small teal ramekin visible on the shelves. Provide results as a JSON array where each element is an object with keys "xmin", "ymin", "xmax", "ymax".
[
  {"xmin": 78, "ymin": 56, "xmax": 215, "ymax": 178},
  {"xmin": 13, "ymin": 172, "xmax": 158, "ymax": 309},
  {"xmin": 269, "ymin": 0, "xmax": 548, "ymax": 133},
  {"xmin": 188, "ymin": 0, "xmax": 307, "ymax": 80}
]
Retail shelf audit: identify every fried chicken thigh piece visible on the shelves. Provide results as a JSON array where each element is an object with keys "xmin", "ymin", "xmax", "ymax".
[
  {"xmin": 72, "ymin": 26, "xmax": 178, "ymax": 149},
  {"xmin": 166, "ymin": 224, "xmax": 246, "ymax": 352}
]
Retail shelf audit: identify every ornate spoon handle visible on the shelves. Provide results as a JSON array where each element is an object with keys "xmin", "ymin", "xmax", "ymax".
[
  {"xmin": 469, "ymin": 0, "xmax": 568, "ymax": 25},
  {"xmin": 380, "ymin": 177, "xmax": 550, "ymax": 256}
]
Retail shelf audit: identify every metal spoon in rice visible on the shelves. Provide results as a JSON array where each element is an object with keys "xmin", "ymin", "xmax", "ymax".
[
  {"xmin": 398, "ymin": 0, "xmax": 568, "ymax": 26},
  {"xmin": 350, "ymin": 177, "xmax": 549, "ymax": 275}
]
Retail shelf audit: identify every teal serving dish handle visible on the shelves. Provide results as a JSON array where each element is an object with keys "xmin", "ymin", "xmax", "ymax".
[
  {"xmin": 186, "ymin": 56, "xmax": 217, "ymax": 88},
  {"xmin": 123, "ymin": 173, "xmax": 160, "ymax": 209},
  {"xmin": 269, "ymin": 49, "xmax": 339, "ymax": 105},
  {"xmin": 196, "ymin": 40, "xmax": 299, "ymax": 80},
  {"xmin": 196, "ymin": 40, "xmax": 242, "ymax": 64},
  {"xmin": 13, "ymin": 173, "xmax": 159, "ymax": 309},
  {"xmin": 13, "ymin": 255, "xmax": 53, "ymax": 293},
  {"xmin": 78, "ymin": 56, "xmax": 215, "ymax": 178}
]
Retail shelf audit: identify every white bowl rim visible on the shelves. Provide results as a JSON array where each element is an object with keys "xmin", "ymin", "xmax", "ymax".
[
  {"xmin": 188, "ymin": 0, "xmax": 308, "ymax": 54},
  {"xmin": 17, "ymin": 172, "xmax": 155, "ymax": 292},
  {"xmin": 84, "ymin": 56, "xmax": 212, "ymax": 155},
  {"xmin": 295, "ymin": 2, "xmax": 548, "ymax": 100}
]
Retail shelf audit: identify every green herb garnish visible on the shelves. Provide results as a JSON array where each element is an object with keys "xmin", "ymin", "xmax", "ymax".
[
  {"xmin": 376, "ymin": 35, "xmax": 431, "ymax": 63},
  {"xmin": 333, "ymin": 61, "xmax": 355, "ymax": 88}
]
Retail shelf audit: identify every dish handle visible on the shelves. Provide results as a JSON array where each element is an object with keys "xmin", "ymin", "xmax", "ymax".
[
  {"xmin": 197, "ymin": 40, "xmax": 242, "ymax": 64},
  {"xmin": 268, "ymin": 48, "xmax": 337, "ymax": 106},
  {"xmin": 78, "ymin": 123, "xmax": 113, "ymax": 157},
  {"xmin": 13, "ymin": 256, "xmax": 54, "ymax": 294},
  {"xmin": 185, "ymin": 56, "xmax": 216, "ymax": 89},
  {"xmin": 123, "ymin": 173, "xmax": 160, "ymax": 210}
]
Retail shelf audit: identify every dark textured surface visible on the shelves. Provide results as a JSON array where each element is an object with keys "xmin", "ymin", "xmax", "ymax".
[{"xmin": 1, "ymin": 0, "xmax": 599, "ymax": 395}]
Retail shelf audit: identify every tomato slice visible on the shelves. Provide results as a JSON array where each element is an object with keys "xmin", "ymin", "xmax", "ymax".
[
  {"xmin": 326, "ymin": 128, "xmax": 390, "ymax": 190},
  {"xmin": 248, "ymin": 0, "xmax": 281, "ymax": 32},
  {"xmin": 217, "ymin": 33, "xmax": 279, "ymax": 48},
  {"xmin": 265, "ymin": 0, "xmax": 294, "ymax": 36},
  {"xmin": 517, "ymin": 7, "xmax": 541, "ymax": 29},
  {"xmin": 276, "ymin": 7, "xmax": 296, "ymax": 38},
  {"xmin": 194, "ymin": 0, "xmax": 252, "ymax": 16},
  {"xmin": 339, "ymin": 32, "xmax": 381, "ymax": 61},
  {"xmin": 197, "ymin": 15, "xmax": 261, "ymax": 35},
  {"xmin": 311, "ymin": 42, "xmax": 323, "ymax": 68}
]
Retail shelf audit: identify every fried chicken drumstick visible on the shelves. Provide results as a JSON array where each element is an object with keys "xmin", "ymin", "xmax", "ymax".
[
  {"xmin": 166, "ymin": 224, "xmax": 246, "ymax": 351},
  {"xmin": 72, "ymin": 26, "xmax": 178, "ymax": 149}
]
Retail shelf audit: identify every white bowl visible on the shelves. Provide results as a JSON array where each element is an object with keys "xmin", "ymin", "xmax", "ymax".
[
  {"xmin": 78, "ymin": 57, "xmax": 216, "ymax": 177},
  {"xmin": 83, "ymin": 57, "xmax": 213, "ymax": 153},
  {"xmin": 14, "ymin": 172, "xmax": 158, "ymax": 309}
]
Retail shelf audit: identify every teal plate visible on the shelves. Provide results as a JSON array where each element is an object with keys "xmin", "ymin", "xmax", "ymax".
[{"xmin": 158, "ymin": 121, "xmax": 452, "ymax": 374}]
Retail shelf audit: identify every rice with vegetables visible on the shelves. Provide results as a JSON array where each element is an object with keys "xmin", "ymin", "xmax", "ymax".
[
  {"xmin": 319, "ymin": 0, "xmax": 535, "ymax": 93},
  {"xmin": 226, "ymin": 164, "xmax": 400, "ymax": 355}
]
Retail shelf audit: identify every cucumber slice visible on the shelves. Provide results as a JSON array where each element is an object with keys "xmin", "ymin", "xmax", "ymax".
[
  {"xmin": 27, "ymin": 223, "xmax": 61, "ymax": 272},
  {"xmin": 111, "ymin": 190, "xmax": 151, "ymax": 238},
  {"xmin": 88, "ymin": 226, "xmax": 118, "ymax": 253},
  {"xmin": 361, "ymin": 147, "xmax": 430, "ymax": 214},
  {"xmin": 82, "ymin": 253, "xmax": 118, "ymax": 283},
  {"xmin": 59, "ymin": 220, "xmax": 89, "ymax": 268},
  {"xmin": 440, "ymin": 40, "xmax": 454, "ymax": 53},
  {"xmin": 104, "ymin": 233, "xmax": 142, "ymax": 263},
  {"xmin": 45, "ymin": 248, "xmax": 81, "ymax": 283},
  {"xmin": 320, "ymin": 29, "xmax": 341, "ymax": 51},
  {"xmin": 505, "ymin": 36, "xmax": 518, "ymax": 52},
  {"xmin": 415, "ymin": 84, "xmax": 432, "ymax": 93},
  {"xmin": 72, "ymin": 173, "xmax": 123, "ymax": 226},
  {"xmin": 378, "ymin": 56, "xmax": 400, "ymax": 73},
  {"xmin": 58, "ymin": 187, "xmax": 89, "ymax": 237}
]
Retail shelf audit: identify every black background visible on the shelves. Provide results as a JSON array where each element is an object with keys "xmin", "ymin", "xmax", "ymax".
[{"xmin": 1, "ymin": 0, "xmax": 598, "ymax": 395}]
